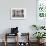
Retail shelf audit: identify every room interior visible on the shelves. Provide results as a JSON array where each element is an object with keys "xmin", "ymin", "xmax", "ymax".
[{"xmin": 0, "ymin": 0, "xmax": 46, "ymax": 46}]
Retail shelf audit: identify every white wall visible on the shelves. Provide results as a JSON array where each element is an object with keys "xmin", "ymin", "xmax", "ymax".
[
  {"xmin": 0, "ymin": 0, "xmax": 37, "ymax": 42},
  {"xmin": 0, "ymin": 0, "xmax": 36, "ymax": 34}
]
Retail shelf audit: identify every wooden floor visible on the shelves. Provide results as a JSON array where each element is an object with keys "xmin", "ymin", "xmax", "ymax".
[{"xmin": 0, "ymin": 42, "xmax": 46, "ymax": 46}]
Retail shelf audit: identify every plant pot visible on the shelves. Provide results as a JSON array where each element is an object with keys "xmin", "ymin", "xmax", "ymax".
[
  {"xmin": 40, "ymin": 39, "xmax": 45, "ymax": 43},
  {"xmin": 37, "ymin": 39, "xmax": 40, "ymax": 43},
  {"xmin": 37, "ymin": 39, "xmax": 45, "ymax": 44}
]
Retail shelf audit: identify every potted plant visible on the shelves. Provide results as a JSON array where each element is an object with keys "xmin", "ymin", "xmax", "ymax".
[{"xmin": 33, "ymin": 32, "xmax": 46, "ymax": 43}]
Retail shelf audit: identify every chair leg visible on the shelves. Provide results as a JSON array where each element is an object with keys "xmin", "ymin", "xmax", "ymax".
[
  {"xmin": 4, "ymin": 41, "xmax": 7, "ymax": 46},
  {"xmin": 4, "ymin": 33, "xmax": 7, "ymax": 46}
]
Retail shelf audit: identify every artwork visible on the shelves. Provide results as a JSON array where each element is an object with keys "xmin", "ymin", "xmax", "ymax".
[
  {"xmin": 11, "ymin": 8, "xmax": 26, "ymax": 19},
  {"xmin": 37, "ymin": 0, "xmax": 46, "ymax": 19},
  {"xmin": 36, "ymin": 0, "xmax": 46, "ymax": 27}
]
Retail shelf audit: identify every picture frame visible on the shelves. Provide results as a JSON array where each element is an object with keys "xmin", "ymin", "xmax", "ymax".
[
  {"xmin": 37, "ymin": 0, "xmax": 46, "ymax": 20},
  {"xmin": 10, "ymin": 8, "xmax": 26, "ymax": 19},
  {"xmin": 36, "ymin": 0, "xmax": 46, "ymax": 26}
]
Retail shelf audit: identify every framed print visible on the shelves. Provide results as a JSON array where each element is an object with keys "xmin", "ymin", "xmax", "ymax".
[
  {"xmin": 37, "ymin": 0, "xmax": 46, "ymax": 20},
  {"xmin": 36, "ymin": 0, "xmax": 46, "ymax": 27},
  {"xmin": 11, "ymin": 8, "xmax": 26, "ymax": 19}
]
